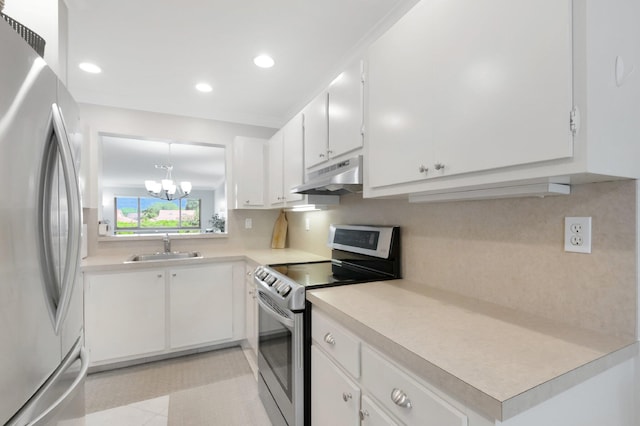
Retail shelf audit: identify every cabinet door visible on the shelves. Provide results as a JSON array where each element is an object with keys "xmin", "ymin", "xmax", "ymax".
[
  {"xmin": 268, "ymin": 130, "xmax": 284, "ymax": 205},
  {"xmin": 328, "ymin": 60, "xmax": 364, "ymax": 159},
  {"xmin": 367, "ymin": 0, "xmax": 573, "ymax": 188},
  {"xmin": 282, "ymin": 113, "xmax": 304, "ymax": 202},
  {"xmin": 169, "ymin": 263, "xmax": 233, "ymax": 349},
  {"xmin": 367, "ymin": 4, "xmax": 435, "ymax": 188},
  {"xmin": 245, "ymin": 265, "xmax": 258, "ymax": 357},
  {"xmin": 360, "ymin": 395, "xmax": 402, "ymax": 426},
  {"xmin": 429, "ymin": 0, "xmax": 573, "ymax": 177},
  {"xmin": 311, "ymin": 345, "xmax": 361, "ymax": 426},
  {"xmin": 233, "ymin": 137, "xmax": 266, "ymax": 208},
  {"xmin": 85, "ymin": 270, "xmax": 165, "ymax": 363},
  {"xmin": 304, "ymin": 92, "xmax": 329, "ymax": 169}
]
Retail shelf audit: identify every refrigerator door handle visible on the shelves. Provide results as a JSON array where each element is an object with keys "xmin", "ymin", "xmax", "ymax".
[
  {"xmin": 51, "ymin": 103, "xmax": 82, "ymax": 335},
  {"xmin": 7, "ymin": 340, "xmax": 89, "ymax": 426},
  {"xmin": 38, "ymin": 103, "xmax": 82, "ymax": 335}
]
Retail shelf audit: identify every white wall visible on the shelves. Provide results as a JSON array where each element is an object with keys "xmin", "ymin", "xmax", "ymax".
[
  {"xmin": 80, "ymin": 103, "xmax": 276, "ymax": 210},
  {"xmin": 80, "ymin": 103, "xmax": 278, "ymax": 256}
]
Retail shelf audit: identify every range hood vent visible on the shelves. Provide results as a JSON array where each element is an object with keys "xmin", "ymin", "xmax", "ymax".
[{"xmin": 291, "ymin": 156, "xmax": 363, "ymax": 195}]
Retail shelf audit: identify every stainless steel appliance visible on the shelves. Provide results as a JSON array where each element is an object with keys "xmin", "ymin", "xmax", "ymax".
[
  {"xmin": 1, "ymin": 17, "xmax": 87, "ymax": 426},
  {"xmin": 291, "ymin": 156, "xmax": 363, "ymax": 195},
  {"xmin": 254, "ymin": 224, "xmax": 400, "ymax": 426}
]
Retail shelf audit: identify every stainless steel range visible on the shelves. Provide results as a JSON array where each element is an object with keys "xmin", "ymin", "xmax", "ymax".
[{"xmin": 254, "ymin": 224, "xmax": 401, "ymax": 426}]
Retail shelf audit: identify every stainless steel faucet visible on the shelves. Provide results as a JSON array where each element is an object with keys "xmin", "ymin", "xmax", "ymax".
[{"xmin": 163, "ymin": 233, "xmax": 171, "ymax": 253}]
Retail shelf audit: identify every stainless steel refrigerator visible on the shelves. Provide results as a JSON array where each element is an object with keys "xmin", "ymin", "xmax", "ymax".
[{"xmin": 0, "ymin": 17, "xmax": 87, "ymax": 426}]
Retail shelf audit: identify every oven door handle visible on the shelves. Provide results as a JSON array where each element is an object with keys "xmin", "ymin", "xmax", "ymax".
[{"xmin": 257, "ymin": 296, "xmax": 295, "ymax": 330}]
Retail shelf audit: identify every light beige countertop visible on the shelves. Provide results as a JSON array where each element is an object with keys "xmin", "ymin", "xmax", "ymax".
[
  {"xmin": 81, "ymin": 248, "xmax": 328, "ymax": 273},
  {"xmin": 307, "ymin": 279, "xmax": 638, "ymax": 422}
]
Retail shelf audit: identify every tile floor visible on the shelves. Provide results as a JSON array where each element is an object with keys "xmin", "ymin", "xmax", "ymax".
[{"xmin": 84, "ymin": 347, "xmax": 271, "ymax": 426}]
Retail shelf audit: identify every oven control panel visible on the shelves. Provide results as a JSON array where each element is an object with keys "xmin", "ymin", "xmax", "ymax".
[{"xmin": 254, "ymin": 266, "xmax": 302, "ymax": 310}]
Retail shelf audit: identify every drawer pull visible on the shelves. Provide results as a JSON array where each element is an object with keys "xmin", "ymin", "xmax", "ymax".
[
  {"xmin": 342, "ymin": 392, "xmax": 352, "ymax": 402},
  {"xmin": 323, "ymin": 332, "xmax": 336, "ymax": 345},
  {"xmin": 391, "ymin": 388, "xmax": 412, "ymax": 409},
  {"xmin": 359, "ymin": 409, "xmax": 369, "ymax": 420}
]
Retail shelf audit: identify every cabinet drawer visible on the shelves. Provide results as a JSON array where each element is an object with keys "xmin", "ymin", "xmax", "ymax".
[
  {"xmin": 312, "ymin": 309, "xmax": 360, "ymax": 378},
  {"xmin": 361, "ymin": 346, "xmax": 467, "ymax": 426}
]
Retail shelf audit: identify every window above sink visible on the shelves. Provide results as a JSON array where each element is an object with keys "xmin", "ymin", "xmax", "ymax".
[{"xmin": 99, "ymin": 134, "xmax": 228, "ymax": 237}]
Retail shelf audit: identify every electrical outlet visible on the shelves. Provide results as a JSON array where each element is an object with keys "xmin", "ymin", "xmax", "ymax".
[
  {"xmin": 245, "ymin": 218, "xmax": 252, "ymax": 229},
  {"xmin": 305, "ymin": 218, "xmax": 310, "ymax": 231},
  {"xmin": 564, "ymin": 217, "xmax": 591, "ymax": 253}
]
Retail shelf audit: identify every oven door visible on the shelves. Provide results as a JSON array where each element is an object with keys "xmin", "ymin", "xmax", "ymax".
[{"xmin": 257, "ymin": 291, "xmax": 303, "ymax": 426}]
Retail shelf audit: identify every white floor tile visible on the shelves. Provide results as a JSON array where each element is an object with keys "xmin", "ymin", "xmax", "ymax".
[
  {"xmin": 130, "ymin": 395, "xmax": 170, "ymax": 416},
  {"xmin": 142, "ymin": 414, "xmax": 168, "ymax": 426},
  {"xmin": 85, "ymin": 404, "xmax": 162, "ymax": 426}
]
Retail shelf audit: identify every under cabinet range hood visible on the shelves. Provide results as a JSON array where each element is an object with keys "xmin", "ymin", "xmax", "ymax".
[{"xmin": 292, "ymin": 156, "xmax": 363, "ymax": 195}]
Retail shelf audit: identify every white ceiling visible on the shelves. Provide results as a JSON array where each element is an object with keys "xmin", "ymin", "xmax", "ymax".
[
  {"xmin": 101, "ymin": 136, "xmax": 226, "ymax": 191},
  {"xmin": 66, "ymin": 0, "xmax": 416, "ymax": 128}
]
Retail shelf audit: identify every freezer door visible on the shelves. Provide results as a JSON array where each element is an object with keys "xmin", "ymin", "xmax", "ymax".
[
  {"xmin": 6, "ymin": 338, "xmax": 89, "ymax": 426},
  {"xmin": 0, "ymin": 21, "xmax": 63, "ymax": 425}
]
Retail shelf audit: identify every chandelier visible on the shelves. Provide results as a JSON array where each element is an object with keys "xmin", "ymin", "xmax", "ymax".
[{"xmin": 144, "ymin": 144, "xmax": 192, "ymax": 201}]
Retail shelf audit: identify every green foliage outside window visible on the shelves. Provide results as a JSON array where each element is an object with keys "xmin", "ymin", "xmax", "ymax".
[{"xmin": 115, "ymin": 197, "xmax": 201, "ymax": 233}]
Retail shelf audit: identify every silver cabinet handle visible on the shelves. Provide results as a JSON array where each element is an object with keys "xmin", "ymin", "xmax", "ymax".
[
  {"xmin": 324, "ymin": 332, "xmax": 336, "ymax": 345},
  {"xmin": 327, "ymin": 150, "xmax": 333, "ymax": 154},
  {"xmin": 359, "ymin": 409, "xmax": 369, "ymax": 421},
  {"xmin": 418, "ymin": 165, "xmax": 428, "ymax": 173},
  {"xmin": 157, "ymin": 274, "xmax": 163, "ymax": 278},
  {"xmin": 319, "ymin": 153, "xmax": 325, "ymax": 158},
  {"xmin": 434, "ymin": 162, "xmax": 445, "ymax": 171},
  {"xmin": 246, "ymin": 200, "xmax": 250, "ymax": 204},
  {"xmin": 391, "ymin": 388, "xmax": 412, "ymax": 409},
  {"xmin": 342, "ymin": 392, "xmax": 352, "ymax": 402}
]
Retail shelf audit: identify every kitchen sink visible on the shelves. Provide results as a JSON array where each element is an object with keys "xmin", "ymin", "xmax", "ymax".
[{"xmin": 125, "ymin": 251, "xmax": 203, "ymax": 263}]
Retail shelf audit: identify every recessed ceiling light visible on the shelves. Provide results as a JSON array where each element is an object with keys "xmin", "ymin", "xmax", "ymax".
[
  {"xmin": 195, "ymin": 82, "xmax": 213, "ymax": 93},
  {"xmin": 253, "ymin": 54, "xmax": 275, "ymax": 69},
  {"xmin": 78, "ymin": 62, "xmax": 102, "ymax": 74}
]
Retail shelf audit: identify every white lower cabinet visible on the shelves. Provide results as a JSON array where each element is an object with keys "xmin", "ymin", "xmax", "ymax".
[
  {"xmin": 360, "ymin": 395, "xmax": 401, "ymax": 426},
  {"xmin": 85, "ymin": 269, "xmax": 166, "ymax": 363},
  {"xmin": 311, "ymin": 345, "xmax": 361, "ymax": 426},
  {"xmin": 244, "ymin": 261, "xmax": 258, "ymax": 358},
  {"xmin": 169, "ymin": 263, "xmax": 233, "ymax": 349},
  {"xmin": 361, "ymin": 347, "xmax": 466, "ymax": 426},
  {"xmin": 312, "ymin": 308, "xmax": 469, "ymax": 426},
  {"xmin": 85, "ymin": 261, "xmax": 241, "ymax": 367},
  {"xmin": 312, "ymin": 307, "xmax": 636, "ymax": 426}
]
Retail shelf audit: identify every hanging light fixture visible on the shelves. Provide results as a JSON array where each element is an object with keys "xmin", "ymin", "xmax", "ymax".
[{"xmin": 144, "ymin": 143, "xmax": 192, "ymax": 201}]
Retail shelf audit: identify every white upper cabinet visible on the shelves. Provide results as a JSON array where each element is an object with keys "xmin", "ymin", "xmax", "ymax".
[
  {"xmin": 283, "ymin": 114, "xmax": 305, "ymax": 203},
  {"xmin": 269, "ymin": 114, "xmax": 304, "ymax": 207},
  {"xmin": 268, "ymin": 130, "xmax": 284, "ymax": 205},
  {"xmin": 327, "ymin": 59, "xmax": 365, "ymax": 162},
  {"xmin": 303, "ymin": 92, "xmax": 329, "ymax": 168},
  {"xmin": 305, "ymin": 59, "xmax": 364, "ymax": 169},
  {"xmin": 367, "ymin": 0, "xmax": 573, "ymax": 191},
  {"xmin": 232, "ymin": 136, "xmax": 267, "ymax": 208}
]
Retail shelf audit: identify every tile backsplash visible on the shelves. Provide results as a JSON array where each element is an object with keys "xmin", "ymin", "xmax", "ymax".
[{"xmin": 286, "ymin": 180, "xmax": 637, "ymax": 339}]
